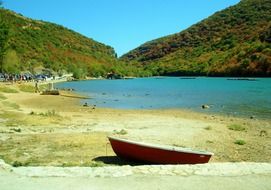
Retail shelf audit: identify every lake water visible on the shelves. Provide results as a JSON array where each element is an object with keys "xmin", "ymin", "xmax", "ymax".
[{"xmin": 56, "ymin": 77, "xmax": 271, "ymax": 119}]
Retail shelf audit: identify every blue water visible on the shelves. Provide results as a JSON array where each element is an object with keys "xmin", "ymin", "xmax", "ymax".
[{"xmin": 56, "ymin": 77, "xmax": 271, "ymax": 119}]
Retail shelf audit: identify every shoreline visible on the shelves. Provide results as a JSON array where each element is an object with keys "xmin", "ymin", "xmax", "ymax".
[
  {"xmin": 0, "ymin": 82, "xmax": 270, "ymax": 167},
  {"xmin": 54, "ymin": 77, "xmax": 271, "ymax": 120}
]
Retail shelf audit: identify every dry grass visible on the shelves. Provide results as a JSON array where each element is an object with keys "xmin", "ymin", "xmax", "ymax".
[
  {"xmin": 30, "ymin": 110, "xmax": 61, "ymax": 117},
  {"xmin": 227, "ymin": 124, "xmax": 246, "ymax": 131},
  {"xmin": 0, "ymin": 109, "xmax": 68, "ymax": 129},
  {"xmin": 0, "ymin": 86, "xmax": 19, "ymax": 93},
  {"xmin": 0, "ymin": 132, "xmax": 114, "ymax": 167},
  {"xmin": 18, "ymin": 84, "xmax": 35, "ymax": 93},
  {"xmin": 2, "ymin": 101, "xmax": 20, "ymax": 110},
  {"xmin": 0, "ymin": 93, "xmax": 7, "ymax": 100}
]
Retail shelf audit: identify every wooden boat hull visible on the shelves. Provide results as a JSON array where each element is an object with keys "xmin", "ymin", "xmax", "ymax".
[{"xmin": 108, "ymin": 136, "xmax": 213, "ymax": 164}]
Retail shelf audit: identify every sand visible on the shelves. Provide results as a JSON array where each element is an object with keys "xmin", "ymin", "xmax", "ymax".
[{"xmin": 0, "ymin": 82, "xmax": 270, "ymax": 189}]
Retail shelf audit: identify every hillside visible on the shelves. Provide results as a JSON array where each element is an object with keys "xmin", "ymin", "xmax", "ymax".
[
  {"xmin": 121, "ymin": 0, "xmax": 271, "ymax": 77},
  {"xmin": 0, "ymin": 8, "xmax": 137, "ymax": 78}
]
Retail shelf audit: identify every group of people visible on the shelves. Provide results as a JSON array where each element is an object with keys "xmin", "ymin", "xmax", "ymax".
[{"xmin": 0, "ymin": 73, "xmax": 34, "ymax": 83}]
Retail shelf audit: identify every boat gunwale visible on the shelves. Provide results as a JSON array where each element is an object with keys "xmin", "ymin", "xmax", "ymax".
[{"xmin": 108, "ymin": 136, "xmax": 214, "ymax": 156}]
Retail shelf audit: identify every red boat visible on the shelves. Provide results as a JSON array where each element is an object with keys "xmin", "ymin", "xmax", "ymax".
[{"xmin": 108, "ymin": 136, "xmax": 214, "ymax": 164}]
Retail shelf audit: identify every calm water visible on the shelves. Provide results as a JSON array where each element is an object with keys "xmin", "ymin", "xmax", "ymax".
[{"xmin": 56, "ymin": 77, "xmax": 271, "ymax": 119}]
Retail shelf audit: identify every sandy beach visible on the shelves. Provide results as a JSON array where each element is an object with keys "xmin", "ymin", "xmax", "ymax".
[{"xmin": 0, "ymin": 82, "xmax": 270, "ymax": 189}]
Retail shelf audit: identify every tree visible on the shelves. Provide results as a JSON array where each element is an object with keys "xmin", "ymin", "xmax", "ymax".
[
  {"xmin": 2, "ymin": 49, "xmax": 20, "ymax": 73},
  {"xmin": 0, "ymin": 19, "xmax": 9, "ymax": 72},
  {"xmin": 67, "ymin": 62, "xmax": 87, "ymax": 79}
]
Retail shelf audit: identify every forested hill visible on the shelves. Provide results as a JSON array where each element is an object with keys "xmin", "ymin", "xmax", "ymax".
[
  {"xmin": 121, "ymin": 0, "xmax": 271, "ymax": 77},
  {"xmin": 0, "ymin": 8, "xmax": 130, "ymax": 78}
]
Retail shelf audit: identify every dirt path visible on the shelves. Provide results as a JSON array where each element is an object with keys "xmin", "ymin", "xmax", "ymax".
[{"xmin": 0, "ymin": 160, "xmax": 270, "ymax": 190}]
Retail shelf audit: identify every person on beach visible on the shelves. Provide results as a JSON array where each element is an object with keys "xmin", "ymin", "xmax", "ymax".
[{"xmin": 35, "ymin": 80, "xmax": 40, "ymax": 93}]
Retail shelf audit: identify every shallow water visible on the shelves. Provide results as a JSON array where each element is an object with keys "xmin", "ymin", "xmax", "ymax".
[{"xmin": 56, "ymin": 77, "xmax": 271, "ymax": 119}]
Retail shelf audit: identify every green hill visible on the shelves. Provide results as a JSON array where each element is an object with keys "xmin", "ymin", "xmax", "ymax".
[
  {"xmin": 0, "ymin": 8, "xmax": 138, "ymax": 78},
  {"xmin": 121, "ymin": 0, "xmax": 271, "ymax": 77}
]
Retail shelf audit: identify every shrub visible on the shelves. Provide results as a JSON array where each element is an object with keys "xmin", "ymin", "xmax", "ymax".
[
  {"xmin": 204, "ymin": 126, "xmax": 212, "ymax": 130},
  {"xmin": 234, "ymin": 139, "xmax": 246, "ymax": 145},
  {"xmin": 10, "ymin": 128, "xmax": 21, "ymax": 133},
  {"xmin": 113, "ymin": 129, "xmax": 128, "ymax": 135},
  {"xmin": 39, "ymin": 110, "xmax": 60, "ymax": 117},
  {"xmin": 29, "ymin": 111, "xmax": 35, "ymax": 115},
  {"xmin": 12, "ymin": 161, "xmax": 23, "ymax": 167},
  {"xmin": 227, "ymin": 124, "xmax": 246, "ymax": 131}
]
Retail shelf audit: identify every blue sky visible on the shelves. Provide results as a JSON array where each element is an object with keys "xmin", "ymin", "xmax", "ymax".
[{"xmin": 4, "ymin": 0, "xmax": 240, "ymax": 56}]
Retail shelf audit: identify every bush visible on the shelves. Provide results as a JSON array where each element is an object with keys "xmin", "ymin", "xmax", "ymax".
[
  {"xmin": 206, "ymin": 140, "xmax": 214, "ymax": 144},
  {"xmin": 29, "ymin": 111, "xmax": 35, "ymax": 115},
  {"xmin": 234, "ymin": 139, "xmax": 246, "ymax": 145},
  {"xmin": 113, "ymin": 129, "xmax": 128, "ymax": 135},
  {"xmin": 204, "ymin": 126, "xmax": 212, "ymax": 130},
  {"xmin": 39, "ymin": 110, "xmax": 60, "ymax": 117},
  {"xmin": 12, "ymin": 161, "xmax": 23, "ymax": 167},
  {"xmin": 227, "ymin": 124, "xmax": 246, "ymax": 131},
  {"xmin": 10, "ymin": 128, "xmax": 21, "ymax": 133},
  {"xmin": 2, "ymin": 50, "xmax": 20, "ymax": 73}
]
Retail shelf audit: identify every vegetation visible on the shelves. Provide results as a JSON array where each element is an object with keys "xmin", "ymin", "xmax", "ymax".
[
  {"xmin": 10, "ymin": 127, "xmax": 22, "ymax": 133},
  {"xmin": 227, "ymin": 124, "xmax": 246, "ymax": 131},
  {"xmin": 0, "ymin": 86, "xmax": 19, "ymax": 93},
  {"xmin": 1, "ymin": 0, "xmax": 270, "ymax": 77},
  {"xmin": 0, "ymin": 8, "xmax": 147, "ymax": 78},
  {"xmin": 113, "ymin": 129, "xmax": 128, "ymax": 135},
  {"xmin": 12, "ymin": 160, "xmax": 24, "ymax": 167},
  {"xmin": 2, "ymin": 101, "xmax": 20, "ymax": 110},
  {"xmin": 61, "ymin": 161, "xmax": 105, "ymax": 167},
  {"xmin": 234, "ymin": 139, "xmax": 246, "ymax": 145},
  {"xmin": 0, "ymin": 93, "xmax": 6, "ymax": 99},
  {"xmin": 18, "ymin": 84, "xmax": 35, "ymax": 92},
  {"xmin": 206, "ymin": 140, "xmax": 214, "ymax": 144},
  {"xmin": 204, "ymin": 126, "xmax": 212, "ymax": 130},
  {"xmin": 0, "ymin": 132, "xmax": 113, "ymax": 167},
  {"xmin": 30, "ymin": 110, "xmax": 61, "ymax": 117},
  {"xmin": 121, "ymin": 0, "xmax": 271, "ymax": 77}
]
